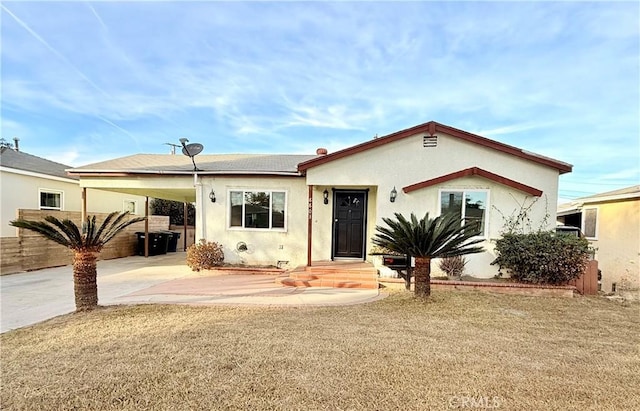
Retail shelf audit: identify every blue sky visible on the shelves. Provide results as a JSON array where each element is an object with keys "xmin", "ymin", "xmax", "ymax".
[{"xmin": 1, "ymin": 1, "xmax": 638, "ymax": 202}]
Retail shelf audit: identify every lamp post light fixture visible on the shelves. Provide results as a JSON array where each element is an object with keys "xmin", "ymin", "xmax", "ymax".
[
  {"xmin": 323, "ymin": 189, "xmax": 329, "ymax": 205},
  {"xmin": 390, "ymin": 186, "xmax": 398, "ymax": 203},
  {"xmin": 209, "ymin": 189, "xmax": 216, "ymax": 203}
]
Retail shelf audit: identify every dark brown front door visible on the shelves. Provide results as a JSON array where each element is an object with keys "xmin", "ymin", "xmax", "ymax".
[{"xmin": 332, "ymin": 190, "xmax": 367, "ymax": 259}]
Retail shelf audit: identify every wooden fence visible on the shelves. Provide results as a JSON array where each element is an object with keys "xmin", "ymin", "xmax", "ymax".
[
  {"xmin": 169, "ymin": 225, "xmax": 196, "ymax": 250},
  {"xmin": 570, "ymin": 260, "xmax": 599, "ymax": 295},
  {"xmin": 1, "ymin": 210, "xmax": 169, "ymax": 275}
]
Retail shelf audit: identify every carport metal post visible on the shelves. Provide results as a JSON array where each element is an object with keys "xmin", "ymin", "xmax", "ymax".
[
  {"xmin": 81, "ymin": 188, "xmax": 87, "ymax": 222},
  {"xmin": 183, "ymin": 202, "xmax": 188, "ymax": 251},
  {"xmin": 144, "ymin": 196, "xmax": 149, "ymax": 258}
]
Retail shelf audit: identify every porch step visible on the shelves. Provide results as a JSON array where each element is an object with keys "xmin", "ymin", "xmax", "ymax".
[{"xmin": 277, "ymin": 262, "xmax": 379, "ymax": 290}]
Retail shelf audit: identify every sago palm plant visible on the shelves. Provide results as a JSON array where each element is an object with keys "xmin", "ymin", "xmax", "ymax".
[
  {"xmin": 10, "ymin": 211, "xmax": 145, "ymax": 311},
  {"xmin": 373, "ymin": 212, "xmax": 485, "ymax": 299}
]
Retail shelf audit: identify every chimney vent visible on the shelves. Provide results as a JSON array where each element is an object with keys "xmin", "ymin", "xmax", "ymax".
[
  {"xmin": 13, "ymin": 137, "xmax": 20, "ymax": 151},
  {"xmin": 316, "ymin": 148, "xmax": 328, "ymax": 156}
]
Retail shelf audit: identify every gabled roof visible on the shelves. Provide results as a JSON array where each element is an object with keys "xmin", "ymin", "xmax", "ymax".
[
  {"xmin": 403, "ymin": 167, "xmax": 543, "ymax": 197},
  {"xmin": 298, "ymin": 121, "xmax": 573, "ymax": 174},
  {"xmin": 580, "ymin": 185, "xmax": 640, "ymax": 200},
  {"xmin": 68, "ymin": 154, "xmax": 318, "ymax": 177},
  {"xmin": 0, "ymin": 147, "xmax": 78, "ymax": 180},
  {"xmin": 558, "ymin": 185, "xmax": 640, "ymax": 215}
]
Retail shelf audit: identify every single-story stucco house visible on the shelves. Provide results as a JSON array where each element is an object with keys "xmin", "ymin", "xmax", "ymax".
[
  {"xmin": 0, "ymin": 141, "xmax": 146, "ymax": 237},
  {"xmin": 558, "ymin": 185, "xmax": 639, "ymax": 294},
  {"xmin": 67, "ymin": 121, "xmax": 572, "ymax": 278}
]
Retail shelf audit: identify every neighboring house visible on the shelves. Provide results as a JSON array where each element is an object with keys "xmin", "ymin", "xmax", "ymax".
[
  {"xmin": 68, "ymin": 121, "xmax": 572, "ymax": 277},
  {"xmin": 0, "ymin": 144, "xmax": 146, "ymax": 237},
  {"xmin": 558, "ymin": 186, "xmax": 640, "ymax": 294}
]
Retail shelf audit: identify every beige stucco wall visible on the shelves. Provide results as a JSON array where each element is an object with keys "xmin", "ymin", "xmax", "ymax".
[
  {"xmin": 199, "ymin": 175, "xmax": 309, "ymax": 268},
  {"xmin": 305, "ymin": 131, "xmax": 561, "ymax": 278},
  {"xmin": 1, "ymin": 171, "xmax": 147, "ymax": 237},
  {"xmin": 587, "ymin": 199, "xmax": 640, "ymax": 293}
]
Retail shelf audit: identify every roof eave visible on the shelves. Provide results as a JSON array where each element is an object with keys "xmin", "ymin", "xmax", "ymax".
[
  {"xmin": 67, "ymin": 170, "xmax": 304, "ymax": 177},
  {"xmin": 403, "ymin": 167, "xmax": 544, "ymax": 197},
  {"xmin": 297, "ymin": 121, "xmax": 573, "ymax": 174}
]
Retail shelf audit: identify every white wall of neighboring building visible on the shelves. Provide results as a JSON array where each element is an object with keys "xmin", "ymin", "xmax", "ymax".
[{"xmin": 1, "ymin": 170, "xmax": 147, "ymax": 237}]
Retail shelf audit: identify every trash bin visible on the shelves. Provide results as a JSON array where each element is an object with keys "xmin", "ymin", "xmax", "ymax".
[
  {"xmin": 160, "ymin": 231, "xmax": 181, "ymax": 252},
  {"xmin": 136, "ymin": 231, "xmax": 170, "ymax": 256}
]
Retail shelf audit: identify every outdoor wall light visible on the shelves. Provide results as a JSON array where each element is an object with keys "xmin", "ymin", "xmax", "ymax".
[
  {"xmin": 209, "ymin": 189, "xmax": 216, "ymax": 203},
  {"xmin": 390, "ymin": 186, "xmax": 398, "ymax": 203},
  {"xmin": 323, "ymin": 189, "xmax": 329, "ymax": 205}
]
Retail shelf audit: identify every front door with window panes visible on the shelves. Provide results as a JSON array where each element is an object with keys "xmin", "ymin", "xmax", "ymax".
[{"xmin": 332, "ymin": 190, "xmax": 367, "ymax": 259}]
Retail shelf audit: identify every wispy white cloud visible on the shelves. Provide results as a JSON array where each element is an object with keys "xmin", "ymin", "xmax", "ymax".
[{"xmin": 1, "ymin": 1, "xmax": 638, "ymax": 196}]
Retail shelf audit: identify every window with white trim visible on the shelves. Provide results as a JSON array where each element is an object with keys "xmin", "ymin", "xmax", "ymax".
[
  {"xmin": 123, "ymin": 200, "xmax": 138, "ymax": 214},
  {"xmin": 439, "ymin": 189, "xmax": 488, "ymax": 236},
  {"xmin": 582, "ymin": 207, "xmax": 598, "ymax": 239},
  {"xmin": 229, "ymin": 190, "xmax": 286, "ymax": 230},
  {"xmin": 39, "ymin": 189, "xmax": 63, "ymax": 210}
]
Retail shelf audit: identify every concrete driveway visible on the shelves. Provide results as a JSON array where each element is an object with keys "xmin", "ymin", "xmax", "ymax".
[{"xmin": 1, "ymin": 252, "xmax": 383, "ymax": 333}]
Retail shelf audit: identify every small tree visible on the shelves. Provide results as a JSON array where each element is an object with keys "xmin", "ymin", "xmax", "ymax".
[
  {"xmin": 10, "ymin": 212, "xmax": 145, "ymax": 311},
  {"xmin": 373, "ymin": 212, "xmax": 485, "ymax": 299},
  {"xmin": 151, "ymin": 199, "xmax": 195, "ymax": 226}
]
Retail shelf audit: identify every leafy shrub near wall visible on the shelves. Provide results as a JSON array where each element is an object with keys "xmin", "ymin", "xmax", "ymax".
[
  {"xmin": 151, "ymin": 199, "xmax": 195, "ymax": 226},
  {"xmin": 491, "ymin": 231, "xmax": 591, "ymax": 285},
  {"xmin": 186, "ymin": 239, "xmax": 224, "ymax": 271},
  {"xmin": 438, "ymin": 256, "xmax": 467, "ymax": 280}
]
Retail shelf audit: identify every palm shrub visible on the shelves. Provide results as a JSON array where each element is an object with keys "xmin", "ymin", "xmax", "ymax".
[
  {"xmin": 373, "ymin": 212, "xmax": 485, "ymax": 299},
  {"xmin": 10, "ymin": 212, "xmax": 145, "ymax": 311}
]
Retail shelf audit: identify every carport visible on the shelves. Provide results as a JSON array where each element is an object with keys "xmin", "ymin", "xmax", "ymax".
[{"xmin": 67, "ymin": 155, "xmax": 203, "ymax": 257}]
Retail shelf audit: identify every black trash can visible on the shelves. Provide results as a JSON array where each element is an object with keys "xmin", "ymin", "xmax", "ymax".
[
  {"xmin": 160, "ymin": 231, "xmax": 181, "ymax": 252},
  {"xmin": 136, "ymin": 231, "xmax": 170, "ymax": 256}
]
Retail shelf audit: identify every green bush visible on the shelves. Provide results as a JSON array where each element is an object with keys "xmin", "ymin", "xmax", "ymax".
[
  {"xmin": 491, "ymin": 231, "xmax": 590, "ymax": 285},
  {"xmin": 186, "ymin": 239, "xmax": 224, "ymax": 271},
  {"xmin": 151, "ymin": 198, "xmax": 196, "ymax": 226}
]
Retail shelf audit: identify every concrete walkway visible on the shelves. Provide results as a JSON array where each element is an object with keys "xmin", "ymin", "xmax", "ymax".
[{"xmin": 0, "ymin": 252, "xmax": 384, "ymax": 333}]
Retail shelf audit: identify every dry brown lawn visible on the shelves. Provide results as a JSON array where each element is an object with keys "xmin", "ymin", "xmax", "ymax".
[{"xmin": 1, "ymin": 291, "xmax": 638, "ymax": 410}]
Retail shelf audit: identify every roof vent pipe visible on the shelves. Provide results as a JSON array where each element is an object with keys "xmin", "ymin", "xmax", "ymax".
[
  {"xmin": 316, "ymin": 148, "xmax": 328, "ymax": 156},
  {"xmin": 13, "ymin": 137, "xmax": 20, "ymax": 151}
]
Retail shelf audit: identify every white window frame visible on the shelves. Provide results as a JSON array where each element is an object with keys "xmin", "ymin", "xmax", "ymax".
[
  {"xmin": 227, "ymin": 189, "xmax": 288, "ymax": 232},
  {"xmin": 38, "ymin": 188, "xmax": 64, "ymax": 211},
  {"xmin": 438, "ymin": 189, "xmax": 490, "ymax": 238},
  {"xmin": 582, "ymin": 206, "xmax": 598, "ymax": 240},
  {"xmin": 123, "ymin": 200, "xmax": 138, "ymax": 215}
]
